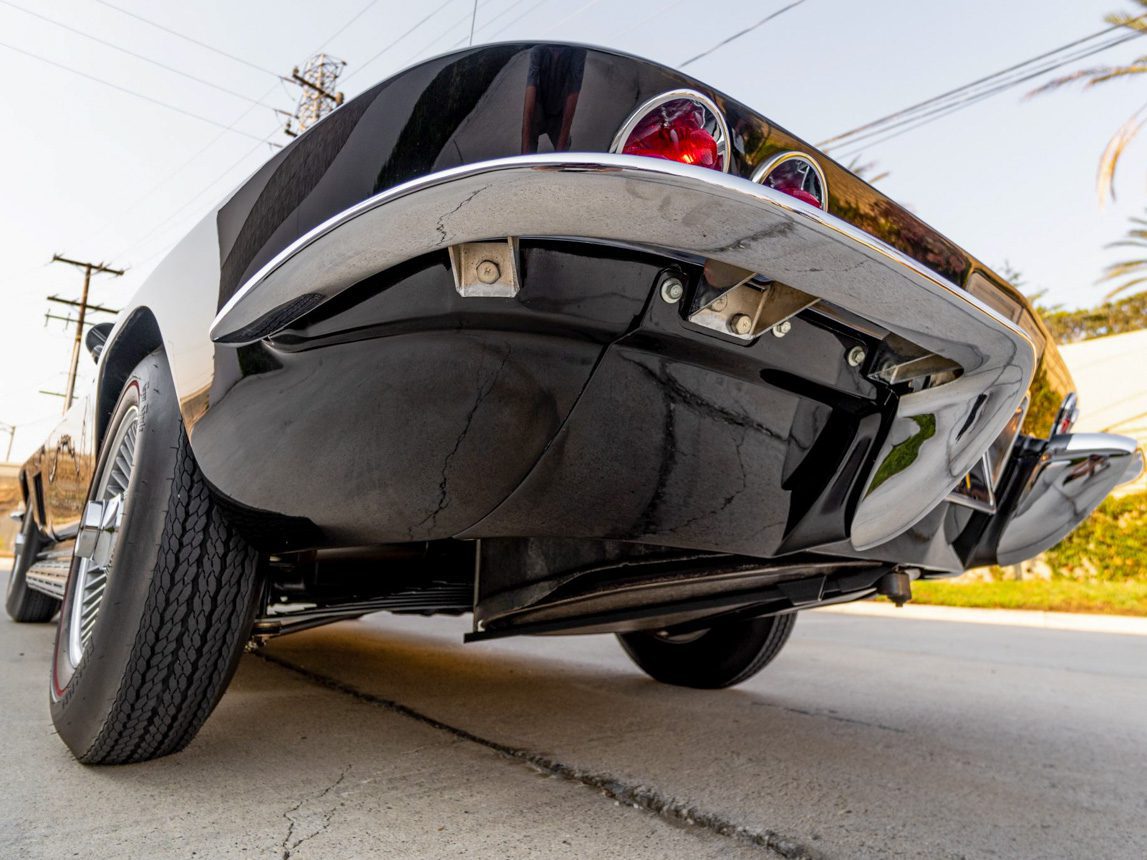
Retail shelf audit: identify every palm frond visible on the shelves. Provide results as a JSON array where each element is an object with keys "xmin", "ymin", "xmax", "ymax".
[
  {"xmin": 1105, "ymin": 8, "xmax": 1147, "ymax": 32},
  {"xmin": 1099, "ymin": 259, "xmax": 1147, "ymax": 278},
  {"xmin": 1086, "ymin": 65, "xmax": 1147, "ymax": 86},
  {"xmin": 1097, "ymin": 108, "xmax": 1147, "ymax": 203},
  {"xmin": 1104, "ymin": 275, "xmax": 1147, "ymax": 300},
  {"xmin": 1027, "ymin": 66, "xmax": 1117, "ymax": 96}
]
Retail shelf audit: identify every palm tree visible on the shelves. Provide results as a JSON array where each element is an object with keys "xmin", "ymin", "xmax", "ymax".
[
  {"xmin": 1035, "ymin": 2, "xmax": 1147, "ymax": 202},
  {"xmin": 1099, "ymin": 209, "xmax": 1147, "ymax": 297}
]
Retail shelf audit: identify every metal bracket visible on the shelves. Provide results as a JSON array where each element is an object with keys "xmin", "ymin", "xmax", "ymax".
[
  {"xmin": 449, "ymin": 238, "xmax": 520, "ymax": 298},
  {"xmin": 688, "ymin": 261, "xmax": 818, "ymax": 341}
]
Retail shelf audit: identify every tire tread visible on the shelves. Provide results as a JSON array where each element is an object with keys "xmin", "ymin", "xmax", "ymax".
[{"xmin": 78, "ymin": 430, "xmax": 257, "ymax": 764}]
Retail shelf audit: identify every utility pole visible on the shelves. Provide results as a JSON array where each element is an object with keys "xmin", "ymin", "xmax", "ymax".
[
  {"xmin": 49, "ymin": 255, "xmax": 124, "ymax": 412},
  {"xmin": 282, "ymin": 53, "xmax": 345, "ymax": 137}
]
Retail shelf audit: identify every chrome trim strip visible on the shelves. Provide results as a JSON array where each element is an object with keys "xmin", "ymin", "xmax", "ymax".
[
  {"xmin": 210, "ymin": 153, "xmax": 1036, "ymax": 548},
  {"xmin": 608, "ymin": 88, "xmax": 732, "ymax": 173}
]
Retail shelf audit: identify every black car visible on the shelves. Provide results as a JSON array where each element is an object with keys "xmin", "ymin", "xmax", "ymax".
[{"xmin": 7, "ymin": 43, "xmax": 1142, "ymax": 765}]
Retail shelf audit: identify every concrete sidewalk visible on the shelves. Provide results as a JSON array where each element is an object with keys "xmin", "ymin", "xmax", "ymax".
[{"xmin": 818, "ymin": 599, "xmax": 1147, "ymax": 635}]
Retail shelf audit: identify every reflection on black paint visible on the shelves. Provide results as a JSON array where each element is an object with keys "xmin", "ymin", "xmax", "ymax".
[{"xmin": 521, "ymin": 45, "xmax": 586, "ymax": 153}]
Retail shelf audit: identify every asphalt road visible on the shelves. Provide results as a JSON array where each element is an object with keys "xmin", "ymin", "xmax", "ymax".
[{"xmin": 2, "ymin": 587, "xmax": 1145, "ymax": 859}]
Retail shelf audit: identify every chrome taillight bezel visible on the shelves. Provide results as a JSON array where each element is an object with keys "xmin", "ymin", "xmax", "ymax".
[
  {"xmin": 610, "ymin": 88, "xmax": 732, "ymax": 174},
  {"xmin": 751, "ymin": 151, "xmax": 829, "ymax": 209}
]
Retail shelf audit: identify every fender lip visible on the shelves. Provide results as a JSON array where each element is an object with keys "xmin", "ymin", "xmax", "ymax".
[{"xmin": 210, "ymin": 152, "xmax": 1037, "ymax": 549}]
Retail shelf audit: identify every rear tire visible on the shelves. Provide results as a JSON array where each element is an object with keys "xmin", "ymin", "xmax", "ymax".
[
  {"xmin": 5, "ymin": 509, "xmax": 59, "ymax": 623},
  {"xmin": 617, "ymin": 613, "xmax": 796, "ymax": 689},
  {"xmin": 50, "ymin": 351, "xmax": 260, "ymax": 764}
]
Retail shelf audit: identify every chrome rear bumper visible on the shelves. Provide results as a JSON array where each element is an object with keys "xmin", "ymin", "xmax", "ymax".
[
  {"xmin": 996, "ymin": 433, "xmax": 1144, "ymax": 566},
  {"xmin": 211, "ymin": 153, "xmax": 1035, "ymax": 550}
]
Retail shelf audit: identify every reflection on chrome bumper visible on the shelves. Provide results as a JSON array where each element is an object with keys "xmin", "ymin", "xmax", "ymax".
[
  {"xmin": 211, "ymin": 153, "xmax": 1035, "ymax": 550},
  {"xmin": 996, "ymin": 433, "xmax": 1144, "ymax": 566}
]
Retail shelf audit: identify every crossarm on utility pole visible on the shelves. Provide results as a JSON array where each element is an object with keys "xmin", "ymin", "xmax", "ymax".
[{"xmin": 49, "ymin": 254, "xmax": 126, "ymax": 412}]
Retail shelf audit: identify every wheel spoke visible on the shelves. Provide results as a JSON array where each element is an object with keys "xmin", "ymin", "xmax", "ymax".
[{"xmin": 70, "ymin": 406, "xmax": 140, "ymax": 664}]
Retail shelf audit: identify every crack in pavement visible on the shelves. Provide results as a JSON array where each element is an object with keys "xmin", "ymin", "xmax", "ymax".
[
  {"xmin": 255, "ymin": 651, "xmax": 817, "ymax": 859},
  {"xmin": 751, "ymin": 701, "xmax": 907, "ymax": 734},
  {"xmin": 280, "ymin": 764, "xmax": 350, "ymax": 859}
]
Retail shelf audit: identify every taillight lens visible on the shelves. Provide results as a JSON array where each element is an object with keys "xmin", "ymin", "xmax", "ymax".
[
  {"xmin": 753, "ymin": 153, "xmax": 828, "ymax": 210},
  {"xmin": 613, "ymin": 91, "xmax": 730, "ymax": 172},
  {"xmin": 770, "ymin": 181, "xmax": 821, "ymax": 208},
  {"xmin": 621, "ymin": 99, "xmax": 722, "ymax": 170}
]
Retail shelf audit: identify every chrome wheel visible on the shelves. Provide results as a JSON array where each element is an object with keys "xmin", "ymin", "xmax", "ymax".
[{"xmin": 68, "ymin": 405, "xmax": 138, "ymax": 667}]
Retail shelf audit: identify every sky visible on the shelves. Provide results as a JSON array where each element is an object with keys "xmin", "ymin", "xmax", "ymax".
[{"xmin": 0, "ymin": 0, "xmax": 1143, "ymax": 461}]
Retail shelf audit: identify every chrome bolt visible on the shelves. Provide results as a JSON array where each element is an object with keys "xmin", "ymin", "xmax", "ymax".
[
  {"xmin": 660, "ymin": 277, "xmax": 684, "ymax": 303},
  {"xmin": 711, "ymin": 295, "xmax": 728, "ymax": 312},
  {"xmin": 475, "ymin": 259, "xmax": 501, "ymax": 284},
  {"xmin": 847, "ymin": 345, "xmax": 867, "ymax": 367},
  {"xmin": 729, "ymin": 313, "xmax": 753, "ymax": 336},
  {"xmin": 771, "ymin": 320, "xmax": 792, "ymax": 338}
]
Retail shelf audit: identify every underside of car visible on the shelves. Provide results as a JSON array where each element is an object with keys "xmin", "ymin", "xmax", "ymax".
[{"xmin": 8, "ymin": 42, "xmax": 1143, "ymax": 764}]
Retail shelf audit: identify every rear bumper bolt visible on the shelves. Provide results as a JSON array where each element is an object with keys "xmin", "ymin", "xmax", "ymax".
[
  {"xmin": 771, "ymin": 320, "xmax": 792, "ymax": 338},
  {"xmin": 660, "ymin": 277, "xmax": 684, "ymax": 303},
  {"xmin": 475, "ymin": 260, "xmax": 501, "ymax": 284},
  {"xmin": 729, "ymin": 313, "xmax": 753, "ymax": 335},
  {"xmin": 847, "ymin": 345, "xmax": 867, "ymax": 367}
]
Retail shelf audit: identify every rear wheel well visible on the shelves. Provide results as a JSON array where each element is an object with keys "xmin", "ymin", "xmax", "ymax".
[{"xmin": 96, "ymin": 308, "xmax": 163, "ymax": 449}]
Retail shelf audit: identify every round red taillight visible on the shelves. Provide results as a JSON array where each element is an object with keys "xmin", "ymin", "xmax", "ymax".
[
  {"xmin": 752, "ymin": 153, "xmax": 828, "ymax": 210},
  {"xmin": 612, "ymin": 91, "xmax": 730, "ymax": 173},
  {"xmin": 622, "ymin": 100, "xmax": 721, "ymax": 169}
]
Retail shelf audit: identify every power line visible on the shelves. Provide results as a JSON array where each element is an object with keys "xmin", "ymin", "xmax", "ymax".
[
  {"xmin": 486, "ymin": 0, "xmax": 555, "ymax": 40},
  {"xmin": 103, "ymin": 0, "xmax": 391, "ymax": 267},
  {"xmin": 540, "ymin": 0, "xmax": 607, "ymax": 36},
  {"xmin": 613, "ymin": 0, "xmax": 690, "ymax": 40},
  {"xmin": 830, "ymin": 29, "xmax": 1145, "ymax": 158},
  {"xmin": 314, "ymin": 0, "xmax": 384, "ymax": 52},
  {"xmin": 0, "ymin": 39, "xmax": 269, "ymax": 141},
  {"xmin": 405, "ymin": 9, "xmax": 477, "ymax": 64},
  {"xmin": 823, "ymin": 23, "xmax": 1145, "ymax": 152},
  {"xmin": 341, "ymin": 0, "xmax": 459, "ymax": 88},
  {"xmin": 84, "ymin": 81, "xmax": 286, "ymax": 249},
  {"xmin": 0, "ymin": 0, "xmax": 281, "ymax": 109},
  {"xmin": 107, "ymin": 131, "xmax": 279, "ymax": 265},
  {"xmin": 91, "ymin": 0, "xmax": 281, "ymax": 78},
  {"xmin": 680, "ymin": 0, "xmax": 807, "ymax": 68},
  {"xmin": 452, "ymin": 0, "xmax": 529, "ymax": 46},
  {"xmin": 468, "ymin": 0, "xmax": 479, "ymax": 45}
]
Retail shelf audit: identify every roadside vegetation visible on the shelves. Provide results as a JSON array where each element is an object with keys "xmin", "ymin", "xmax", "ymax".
[
  {"xmin": 912, "ymin": 579, "xmax": 1147, "ymax": 616},
  {"xmin": 913, "ymin": 492, "xmax": 1147, "ymax": 616}
]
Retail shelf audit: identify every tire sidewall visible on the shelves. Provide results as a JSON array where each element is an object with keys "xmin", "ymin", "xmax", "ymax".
[
  {"xmin": 49, "ymin": 351, "xmax": 184, "ymax": 753},
  {"xmin": 5, "ymin": 507, "xmax": 44, "ymax": 614}
]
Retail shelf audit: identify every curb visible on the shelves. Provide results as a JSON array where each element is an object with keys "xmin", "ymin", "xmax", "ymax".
[{"xmin": 816, "ymin": 600, "xmax": 1147, "ymax": 637}]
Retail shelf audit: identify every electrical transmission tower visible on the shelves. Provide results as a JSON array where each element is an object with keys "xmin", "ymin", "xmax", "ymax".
[
  {"xmin": 48, "ymin": 254, "xmax": 124, "ymax": 412},
  {"xmin": 282, "ymin": 53, "xmax": 345, "ymax": 137}
]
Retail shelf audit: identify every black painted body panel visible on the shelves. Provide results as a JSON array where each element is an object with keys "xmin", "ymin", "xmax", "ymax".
[{"xmin": 23, "ymin": 43, "xmax": 1070, "ymax": 582}]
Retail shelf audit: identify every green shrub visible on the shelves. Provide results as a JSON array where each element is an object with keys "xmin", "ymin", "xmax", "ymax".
[{"xmin": 1041, "ymin": 492, "xmax": 1147, "ymax": 581}]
